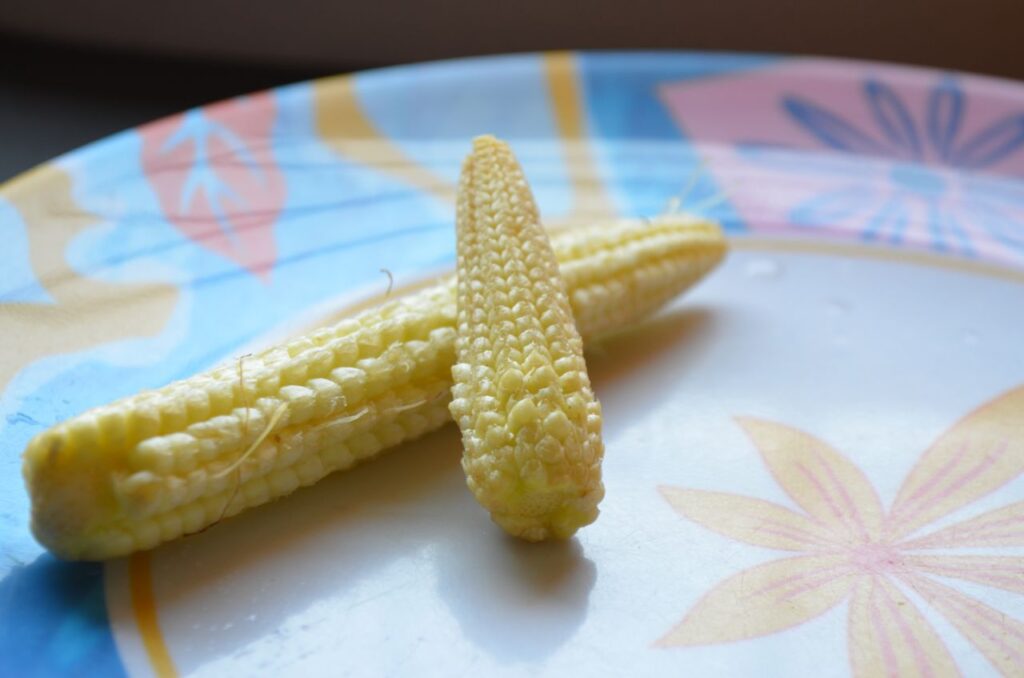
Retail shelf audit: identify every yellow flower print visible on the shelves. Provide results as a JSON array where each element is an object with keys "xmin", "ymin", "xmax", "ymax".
[{"xmin": 659, "ymin": 386, "xmax": 1024, "ymax": 677}]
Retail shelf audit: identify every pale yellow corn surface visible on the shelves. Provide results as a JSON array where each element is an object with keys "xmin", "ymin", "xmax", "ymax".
[
  {"xmin": 23, "ymin": 214, "xmax": 726, "ymax": 560},
  {"xmin": 450, "ymin": 135, "xmax": 605, "ymax": 540}
]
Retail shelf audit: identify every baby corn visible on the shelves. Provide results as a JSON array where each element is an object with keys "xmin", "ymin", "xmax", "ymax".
[
  {"xmin": 23, "ymin": 215, "xmax": 725, "ymax": 560},
  {"xmin": 449, "ymin": 136, "xmax": 604, "ymax": 539}
]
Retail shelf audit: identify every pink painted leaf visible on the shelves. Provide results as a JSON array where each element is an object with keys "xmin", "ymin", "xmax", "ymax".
[
  {"xmin": 900, "ymin": 500, "xmax": 1024, "ymax": 549},
  {"xmin": 847, "ymin": 577, "xmax": 959, "ymax": 678},
  {"xmin": 658, "ymin": 486, "xmax": 841, "ymax": 552},
  {"xmin": 140, "ymin": 92, "xmax": 286, "ymax": 281},
  {"xmin": 656, "ymin": 555, "xmax": 856, "ymax": 647},
  {"xmin": 887, "ymin": 386, "xmax": 1024, "ymax": 541},
  {"xmin": 901, "ymin": 572, "xmax": 1024, "ymax": 676},
  {"xmin": 735, "ymin": 417, "xmax": 885, "ymax": 544},
  {"xmin": 903, "ymin": 555, "xmax": 1024, "ymax": 594}
]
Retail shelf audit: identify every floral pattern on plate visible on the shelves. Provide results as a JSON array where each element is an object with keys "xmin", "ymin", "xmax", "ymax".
[
  {"xmin": 660, "ymin": 385, "xmax": 1024, "ymax": 676},
  {"xmin": 660, "ymin": 60, "xmax": 1024, "ymax": 267}
]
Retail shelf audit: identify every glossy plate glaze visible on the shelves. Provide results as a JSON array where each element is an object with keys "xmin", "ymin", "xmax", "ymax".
[{"xmin": 1, "ymin": 52, "xmax": 1022, "ymax": 677}]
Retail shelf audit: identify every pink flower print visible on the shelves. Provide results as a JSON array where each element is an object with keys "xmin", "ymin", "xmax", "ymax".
[{"xmin": 659, "ymin": 385, "xmax": 1024, "ymax": 676}]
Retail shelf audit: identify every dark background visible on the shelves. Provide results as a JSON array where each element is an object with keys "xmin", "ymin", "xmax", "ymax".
[
  {"xmin": 2, "ymin": 0, "xmax": 1023, "ymax": 182},
  {"xmin": 0, "ymin": 34, "xmax": 324, "ymax": 182}
]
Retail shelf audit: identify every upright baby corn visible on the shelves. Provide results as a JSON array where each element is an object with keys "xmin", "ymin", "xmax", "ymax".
[
  {"xmin": 449, "ymin": 135, "xmax": 604, "ymax": 540},
  {"xmin": 23, "ymin": 215, "xmax": 726, "ymax": 561}
]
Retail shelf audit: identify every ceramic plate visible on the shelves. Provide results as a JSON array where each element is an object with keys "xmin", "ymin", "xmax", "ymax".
[{"xmin": 2, "ymin": 52, "xmax": 1023, "ymax": 677}]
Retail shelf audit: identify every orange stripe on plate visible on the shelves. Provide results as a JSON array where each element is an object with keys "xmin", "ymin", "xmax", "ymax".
[
  {"xmin": 129, "ymin": 552, "xmax": 179, "ymax": 678},
  {"xmin": 542, "ymin": 52, "xmax": 616, "ymax": 223},
  {"xmin": 312, "ymin": 74, "xmax": 454, "ymax": 205},
  {"xmin": 544, "ymin": 51, "xmax": 587, "ymax": 140}
]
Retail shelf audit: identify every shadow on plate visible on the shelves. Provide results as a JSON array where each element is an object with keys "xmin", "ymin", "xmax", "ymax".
[
  {"xmin": 32, "ymin": 306, "xmax": 715, "ymax": 671},
  {"xmin": 588, "ymin": 307, "xmax": 718, "ymax": 421},
  {"xmin": 434, "ymin": 531, "xmax": 597, "ymax": 663}
]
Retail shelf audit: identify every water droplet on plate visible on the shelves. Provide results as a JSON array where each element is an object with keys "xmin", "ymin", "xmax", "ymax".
[
  {"xmin": 825, "ymin": 299, "xmax": 851, "ymax": 316},
  {"xmin": 745, "ymin": 258, "xmax": 782, "ymax": 280}
]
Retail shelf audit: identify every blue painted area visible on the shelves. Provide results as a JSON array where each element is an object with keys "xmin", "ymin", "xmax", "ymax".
[
  {"xmin": 865, "ymin": 80, "xmax": 922, "ymax": 157},
  {"xmin": 0, "ymin": 557, "xmax": 125, "ymax": 678},
  {"xmin": 0, "ymin": 81, "xmax": 456, "ymax": 677},
  {"xmin": 889, "ymin": 164, "xmax": 945, "ymax": 198},
  {"xmin": 578, "ymin": 52, "xmax": 773, "ymax": 226},
  {"xmin": 355, "ymin": 54, "xmax": 575, "ymax": 216},
  {"xmin": 580, "ymin": 52, "xmax": 773, "ymax": 141},
  {"xmin": 968, "ymin": 201, "xmax": 1024, "ymax": 255},
  {"xmin": 0, "ymin": 199, "xmax": 54, "ymax": 304},
  {"xmin": 927, "ymin": 76, "xmax": 963, "ymax": 162},
  {"xmin": 790, "ymin": 185, "xmax": 869, "ymax": 227},
  {"xmin": 266, "ymin": 84, "xmax": 455, "ymax": 301},
  {"xmin": 954, "ymin": 112, "xmax": 1024, "ymax": 169},
  {"xmin": 783, "ymin": 94, "xmax": 884, "ymax": 154},
  {"xmin": 863, "ymin": 198, "xmax": 909, "ymax": 244},
  {"xmin": 0, "ymin": 362, "xmax": 139, "ymax": 676}
]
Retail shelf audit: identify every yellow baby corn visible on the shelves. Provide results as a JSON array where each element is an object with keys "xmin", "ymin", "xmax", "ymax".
[
  {"xmin": 23, "ymin": 214, "xmax": 725, "ymax": 561},
  {"xmin": 450, "ymin": 135, "xmax": 605, "ymax": 540}
]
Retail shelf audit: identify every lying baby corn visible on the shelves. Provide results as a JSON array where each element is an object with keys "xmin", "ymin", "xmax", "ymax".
[
  {"xmin": 450, "ymin": 136, "xmax": 604, "ymax": 540},
  {"xmin": 23, "ymin": 215, "xmax": 726, "ymax": 560}
]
